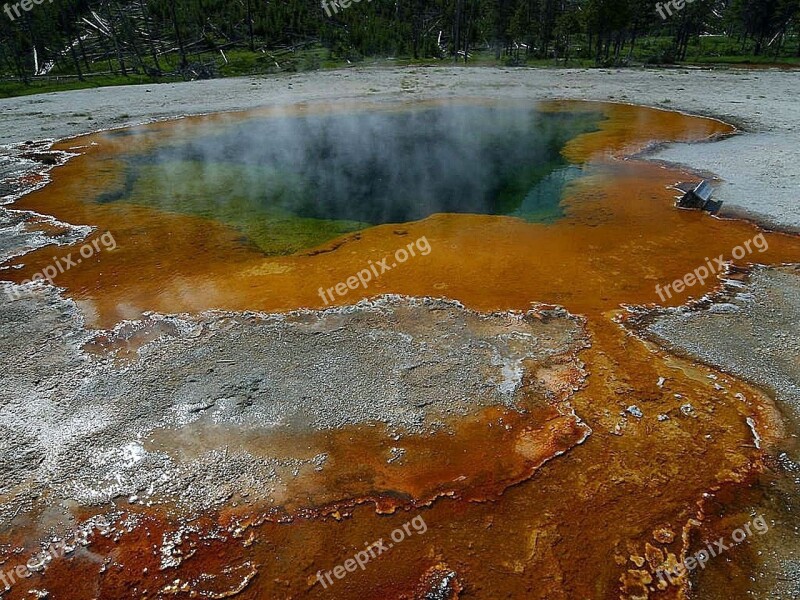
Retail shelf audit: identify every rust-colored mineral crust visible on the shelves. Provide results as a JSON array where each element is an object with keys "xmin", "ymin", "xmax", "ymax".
[{"xmin": 1, "ymin": 100, "xmax": 797, "ymax": 600}]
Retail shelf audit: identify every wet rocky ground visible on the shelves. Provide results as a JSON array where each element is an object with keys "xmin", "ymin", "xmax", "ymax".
[
  {"xmin": 626, "ymin": 265, "xmax": 800, "ymax": 599},
  {"xmin": 632, "ymin": 265, "xmax": 800, "ymax": 409}
]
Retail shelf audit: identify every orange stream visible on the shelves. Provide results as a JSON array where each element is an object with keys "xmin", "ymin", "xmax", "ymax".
[{"xmin": 3, "ymin": 100, "xmax": 800, "ymax": 599}]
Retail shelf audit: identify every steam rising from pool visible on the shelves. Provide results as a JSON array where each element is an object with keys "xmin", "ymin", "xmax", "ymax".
[{"xmin": 97, "ymin": 104, "xmax": 602, "ymax": 254}]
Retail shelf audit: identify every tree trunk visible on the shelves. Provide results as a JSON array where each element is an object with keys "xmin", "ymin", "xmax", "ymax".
[
  {"xmin": 246, "ymin": 0, "xmax": 255, "ymax": 52},
  {"xmin": 170, "ymin": 0, "xmax": 188, "ymax": 68},
  {"xmin": 453, "ymin": 0, "xmax": 463, "ymax": 61},
  {"xmin": 463, "ymin": 0, "xmax": 476, "ymax": 63},
  {"xmin": 70, "ymin": 42, "xmax": 84, "ymax": 80},
  {"xmin": 139, "ymin": 0, "xmax": 162, "ymax": 74},
  {"xmin": 627, "ymin": 31, "xmax": 637, "ymax": 62},
  {"xmin": 77, "ymin": 34, "xmax": 91, "ymax": 72},
  {"xmin": 105, "ymin": 1, "xmax": 128, "ymax": 76},
  {"xmin": 118, "ymin": 6, "xmax": 147, "ymax": 73}
]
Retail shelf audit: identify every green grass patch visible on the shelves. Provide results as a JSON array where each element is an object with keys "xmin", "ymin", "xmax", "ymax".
[{"xmin": 0, "ymin": 73, "xmax": 180, "ymax": 99}]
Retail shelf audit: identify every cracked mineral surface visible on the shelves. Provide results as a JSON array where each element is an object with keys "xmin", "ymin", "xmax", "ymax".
[{"xmin": 0, "ymin": 288, "xmax": 589, "ymax": 518}]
